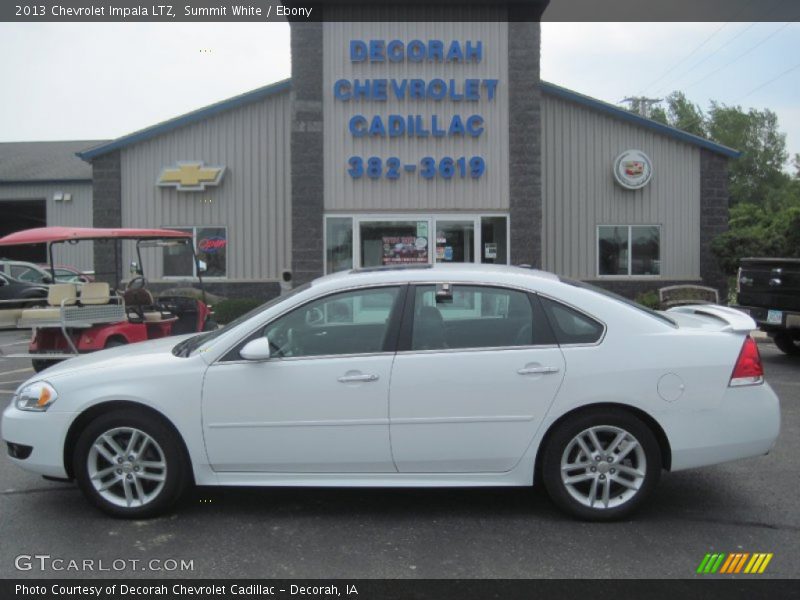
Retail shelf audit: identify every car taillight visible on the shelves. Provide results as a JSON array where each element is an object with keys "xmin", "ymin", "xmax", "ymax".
[{"xmin": 729, "ymin": 336, "xmax": 764, "ymax": 387}]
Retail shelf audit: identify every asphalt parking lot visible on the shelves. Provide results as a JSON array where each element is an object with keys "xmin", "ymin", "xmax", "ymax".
[{"xmin": 0, "ymin": 328, "xmax": 798, "ymax": 580}]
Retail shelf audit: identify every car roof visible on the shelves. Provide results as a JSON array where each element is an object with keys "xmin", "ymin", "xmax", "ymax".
[{"xmin": 312, "ymin": 263, "xmax": 560, "ymax": 289}]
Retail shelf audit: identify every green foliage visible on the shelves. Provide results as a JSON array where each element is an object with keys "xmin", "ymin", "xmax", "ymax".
[
  {"xmin": 634, "ymin": 290, "xmax": 660, "ymax": 310},
  {"xmin": 711, "ymin": 178, "xmax": 800, "ymax": 274},
  {"xmin": 665, "ymin": 92, "xmax": 707, "ymax": 137},
  {"xmin": 706, "ymin": 102, "xmax": 789, "ymax": 205},
  {"xmin": 213, "ymin": 298, "xmax": 262, "ymax": 324}
]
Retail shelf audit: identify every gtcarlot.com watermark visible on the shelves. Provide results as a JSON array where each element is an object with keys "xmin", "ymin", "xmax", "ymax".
[{"xmin": 15, "ymin": 554, "xmax": 194, "ymax": 573}]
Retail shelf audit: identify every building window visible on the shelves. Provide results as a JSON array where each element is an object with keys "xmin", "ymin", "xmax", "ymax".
[
  {"xmin": 598, "ymin": 225, "xmax": 660, "ymax": 277},
  {"xmin": 326, "ymin": 217, "xmax": 353, "ymax": 274},
  {"xmin": 163, "ymin": 226, "xmax": 227, "ymax": 278},
  {"xmin": 324, "ymin": 214, "xmax": 509, "ymax": 274}
]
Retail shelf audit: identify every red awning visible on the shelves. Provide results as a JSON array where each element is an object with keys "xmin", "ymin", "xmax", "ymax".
[{"xmin": 0, "ymin": 227, "xmax": 192, "ymax": 246}]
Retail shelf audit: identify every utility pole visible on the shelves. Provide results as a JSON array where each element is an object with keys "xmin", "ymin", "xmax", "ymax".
[{"xmin": 620, "ymin": 96, "xmax": 662, "ymax": 118}]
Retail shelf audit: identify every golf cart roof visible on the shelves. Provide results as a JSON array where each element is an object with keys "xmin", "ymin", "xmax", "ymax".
[{"xmin": 0, "ymin": 227, "xmax": 192, "ymax": 246}]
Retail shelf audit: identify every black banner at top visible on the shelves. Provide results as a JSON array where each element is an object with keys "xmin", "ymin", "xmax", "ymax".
[{"xmin": 1, "ymin": 0, "xmax": 799, "ymax": 23}]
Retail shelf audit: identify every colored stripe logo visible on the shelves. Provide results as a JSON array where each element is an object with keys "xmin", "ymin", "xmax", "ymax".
[{"xmin": 696, "ymin": 552, "xmax": 773, "ymax": 574}]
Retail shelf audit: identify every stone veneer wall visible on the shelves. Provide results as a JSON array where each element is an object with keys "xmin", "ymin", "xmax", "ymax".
[
  {"xmin": 699, "ymin": 149, "xmax": 731, "ymax": 301},
  {"xmin": 289, "ymin": 22, "xmax": 324, "ymax": 285},
  {"xmin": 508, "ymin": 22, "xmax": 542, "ymax": 268},
  {"xmin": 91, "ymin": 150, "xmax": 123, "ymax": 285}
]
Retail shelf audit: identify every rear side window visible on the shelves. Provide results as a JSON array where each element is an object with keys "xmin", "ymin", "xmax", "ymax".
[
  {"xmin": 539, "ymin": 296, "xmax": 604, "ymax": 345},
  {"xmin": 409, "ymin": 285, "xmax": 553, "ymax": 351}
]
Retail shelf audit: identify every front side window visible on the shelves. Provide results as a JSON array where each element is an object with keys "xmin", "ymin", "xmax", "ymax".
[
  {"xmin": 163, "ymin": 226, "xmax": 227, "ymax": 278},
  {"xmin": 410, "ymin": 285, "xmax": 549, "ymax": 351},
  {"xmin": 598, "ymin": 225, "xmax": 660, "ymax": 276},
  {"xmin": 260, "ymin": 286, "xmax": 401, "ymax": 358}
]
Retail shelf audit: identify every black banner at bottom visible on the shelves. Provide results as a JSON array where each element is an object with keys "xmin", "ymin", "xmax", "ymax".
[{"xmin": 2, "ymin": 579, "xmax": 798, "ymax": 600}]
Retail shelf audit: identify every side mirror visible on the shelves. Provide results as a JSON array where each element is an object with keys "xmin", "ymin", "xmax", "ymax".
[
  {"xmin": 0, "ymin": 278, "xmax": 6, "ymax": 287},
  {"xmin": 42, "ymin": 275, "xmax": 54, "ymax": 284},
  {"xmin": 239, "ymin": 337, "xmax": 271, "ymax": 361}
]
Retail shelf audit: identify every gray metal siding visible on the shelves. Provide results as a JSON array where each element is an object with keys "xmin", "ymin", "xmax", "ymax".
[
  {"xmin": 323, "ymin": 22, "xmax": 509, "ymax": 212},
  {"xmin": 0, "ymin": 182, "xmax": 94, "ymax": 270},
  {"xmin": 541, "ymin": 93, "xmax": 701, "ymax": 280},
  {"xmin": 120, "ymin": 91, "xmax": 292, "ymax": 281}
]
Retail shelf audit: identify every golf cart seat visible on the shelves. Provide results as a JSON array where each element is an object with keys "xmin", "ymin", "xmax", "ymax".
[
  {"xmin": 19, "ymin": 283, "xmax": 78, "ymax": 322},
  {"xmin": 79, "ymin": 282, "xmax": 112, "ymax": 305},
  {"xmin": 123, "ymin": 287, "xmax": 175, "ymax": 323}
]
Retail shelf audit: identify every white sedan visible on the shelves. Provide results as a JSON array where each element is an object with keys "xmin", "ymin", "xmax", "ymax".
[{"xmin": 2, "ymin": 265, "xmax": 780, "ymax": 520}]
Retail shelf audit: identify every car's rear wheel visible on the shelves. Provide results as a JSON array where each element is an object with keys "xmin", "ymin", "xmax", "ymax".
[
  {"xmin": 73, "ymin": 409, "xmax": 189, "ymax": 518},
  {"xmin": 772, "ymin": 332, "xmax": 800, "ymax": 356},
  {"xmin": 542, "ymin": 409, "xmax": 661, "ymax": 521}
]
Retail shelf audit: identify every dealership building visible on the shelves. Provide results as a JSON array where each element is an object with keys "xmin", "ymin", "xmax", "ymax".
[{"xmin": 15, "ymin": 10, "xmax": 737, "ymax": 300}]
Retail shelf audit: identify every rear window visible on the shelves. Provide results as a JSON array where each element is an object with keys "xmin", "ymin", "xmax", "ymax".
[
  {"xmin": 559, "ymin": 277, "xmax": 676, "ymax": 328},
  {"xmin": 539, "ymin": 296, "xmax": 604, "ymax": 345}
]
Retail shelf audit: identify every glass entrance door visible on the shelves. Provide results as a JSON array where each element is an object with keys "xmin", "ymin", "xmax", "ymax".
[{"xmin": 434, "ymin": 220, "xmax": 474, "ymax": 263}]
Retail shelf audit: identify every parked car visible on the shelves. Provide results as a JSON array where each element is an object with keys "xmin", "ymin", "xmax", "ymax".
[
  {"xmin": 0, "ymin": 272, "xmax": 48, "ymax": 309},
  {"xmin": 38, "ymin": 264, "xmax": 95, "ymax": 284},
  {"xmin": 0, "ymin": 259, "xmax": 53, "ymax": 285},
  {"xmin": 2, "ymin": 264, "xmax": 780, "ymax": 520},
  {"xmin": 735, "ymin": 257, "xmax": 800, "ymax": 355}
]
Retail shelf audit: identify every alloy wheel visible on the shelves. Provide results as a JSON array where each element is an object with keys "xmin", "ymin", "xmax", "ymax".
[
  {"xmin": 86, "ymin": 427, "xmax": 167, "ymax": 508},
  {"xmin": 560, "ymin": 425, "xmax": 647, "ymax": 510}
]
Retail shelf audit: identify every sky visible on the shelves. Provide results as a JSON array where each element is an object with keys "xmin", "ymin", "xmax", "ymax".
[{"xmin": 0, "ymin": 21, "xmax": 798, "ymax": 166}]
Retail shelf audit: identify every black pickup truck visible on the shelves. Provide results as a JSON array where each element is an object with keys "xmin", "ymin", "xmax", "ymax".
[{"xmin": 736, "ymin": 257, "xmax": 800, "ymax": 355}]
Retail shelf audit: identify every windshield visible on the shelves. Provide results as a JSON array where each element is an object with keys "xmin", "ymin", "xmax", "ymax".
[
  {"xmin": 172, "ymin": 282, "xmax": 312, "ymax": 357},
  {"xmin": 559, "ymin": 277, "xmax": 676, "ymax": 327}
]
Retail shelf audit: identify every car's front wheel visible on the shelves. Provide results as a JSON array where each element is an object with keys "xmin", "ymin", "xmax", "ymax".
[
  {"xmin": 73, "ymin": 409, "xmax": 190, "ymax": 518},
  {"xmin": 541, "ymin": 409, "xmax": 661, "ymax": 521}
]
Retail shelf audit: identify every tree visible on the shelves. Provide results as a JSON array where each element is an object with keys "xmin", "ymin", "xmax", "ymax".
[{"xmin": 706, "ymin": 102, "xmax": 789, "ymax": 206}]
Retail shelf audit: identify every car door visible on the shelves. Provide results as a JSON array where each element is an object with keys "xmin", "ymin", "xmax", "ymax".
[
  {"xmin": 389, "ymin": 284, "xmax": 566, "ymax": 473},
  {"xmin": 202, "ymin": 285, "xmax": 405, "ymax": 473}
]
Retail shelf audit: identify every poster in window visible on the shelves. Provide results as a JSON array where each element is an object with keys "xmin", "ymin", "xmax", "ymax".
[{"xmin": 382, "ymin": 236, "xmax": 428, "ymax": 265}]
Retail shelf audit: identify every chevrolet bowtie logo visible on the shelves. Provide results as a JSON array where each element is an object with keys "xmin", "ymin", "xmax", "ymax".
[{"xmin": 157, "ymin": 161, "xmax": 226, "ymax": 192}]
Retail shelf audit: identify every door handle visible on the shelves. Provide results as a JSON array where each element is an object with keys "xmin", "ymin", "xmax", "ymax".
[
  {"xmin": 337, "ymin": 373, "xmax": 379, "ymax": 383},
  {"xmin": 517, "ymin": 366, "xmax": 560, "ymax": 375}
]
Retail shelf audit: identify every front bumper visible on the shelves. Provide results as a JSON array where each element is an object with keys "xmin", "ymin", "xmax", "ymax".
[
  {"xmin": 2, "ymin": 403, "xmax": 73, "ymax": 479},
  {"xmin": 663, "ymin": 382, "xmax": 781, "ymax": 472}
]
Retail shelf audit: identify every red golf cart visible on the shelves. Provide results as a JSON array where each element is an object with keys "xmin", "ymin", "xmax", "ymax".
[{"xmin": 0, "ymin": 227, "xmax": 214, "ymax": 372}]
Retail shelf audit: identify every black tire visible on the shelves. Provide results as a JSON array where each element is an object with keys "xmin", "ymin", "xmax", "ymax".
[
  {"xmin": 541, "ymin": 408, "xmax": 662, "ymax": 521},
  {"xmin": 772, "ymin": 332, "xmax": 800, "ymax": 356},
  {"xmin": 73, "ymin": 408, "xmax": 190, "ymax": 518},
  {"xmin": 31, "ymin": 358, "xmax": 61, "ymax": 373},
  {"xmin": 104, "ymin": 337, "xmax": 128, "ymax": 349}
]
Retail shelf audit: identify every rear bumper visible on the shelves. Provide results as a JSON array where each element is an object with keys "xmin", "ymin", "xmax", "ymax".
[
  {"xmin": 734, "ymin": 304, "xmax": 800, "ymax": 332},
  {"xmin": 664, "ymin": 382, "xmax": 780, "ymax": 472}
]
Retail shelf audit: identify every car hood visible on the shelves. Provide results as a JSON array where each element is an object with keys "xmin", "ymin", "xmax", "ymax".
[{"xmin": 33, "ymin": 334, "xmax": 198, "ymax": 381}]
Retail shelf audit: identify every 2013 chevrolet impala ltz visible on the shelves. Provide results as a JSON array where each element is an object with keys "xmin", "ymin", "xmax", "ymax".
[{"xmin": 2, "ymin": 265, "xmax": 780, "ymax": 520}]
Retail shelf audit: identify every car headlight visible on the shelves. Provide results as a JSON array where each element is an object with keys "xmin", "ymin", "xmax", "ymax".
[{"xmin": 15, "ymin": 381, "xmax": 58, "ymax": 412}]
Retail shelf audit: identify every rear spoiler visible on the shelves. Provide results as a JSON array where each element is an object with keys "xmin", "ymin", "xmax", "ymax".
[{"xmin": 666, "ymin": 304, "xmax": 756, "ymax": 333}]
